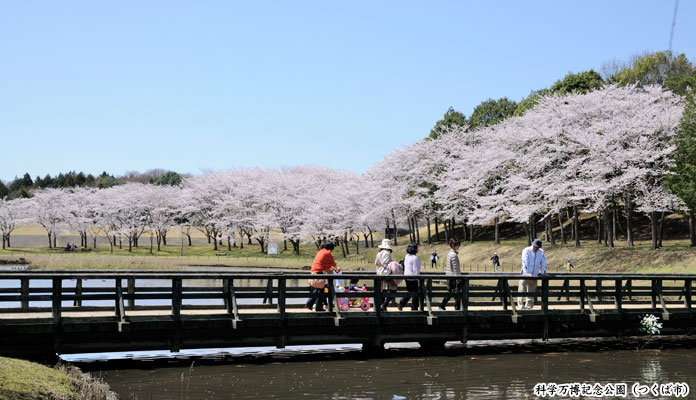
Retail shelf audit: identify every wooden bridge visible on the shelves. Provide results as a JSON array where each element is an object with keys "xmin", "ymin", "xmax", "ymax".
[{"xmin": 0, "ymin": 271, "xmax": 694, "ymax": 359}]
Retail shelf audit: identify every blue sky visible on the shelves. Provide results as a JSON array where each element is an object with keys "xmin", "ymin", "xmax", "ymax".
[{"xmin": 1, "ymin": 1, "xmax": 694, "ymax": 182}]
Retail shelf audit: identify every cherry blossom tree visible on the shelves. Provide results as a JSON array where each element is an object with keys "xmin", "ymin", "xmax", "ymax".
[{"xmin": 0, "ymin": 198, "xmax": 30, "ymax": 249}]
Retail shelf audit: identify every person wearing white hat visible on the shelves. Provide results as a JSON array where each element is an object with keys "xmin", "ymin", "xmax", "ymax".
[{"xmin": 375, "ymin": 239, "xmax": 397, "ymax": 310}]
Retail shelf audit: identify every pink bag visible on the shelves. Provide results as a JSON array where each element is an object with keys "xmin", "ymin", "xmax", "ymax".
[{"xmin": 388, "ymin": 261, "xmax": 403, "ymax": 284}]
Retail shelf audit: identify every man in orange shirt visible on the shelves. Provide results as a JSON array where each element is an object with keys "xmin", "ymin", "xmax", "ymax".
[{"xmin": 306, "ymin": 241, "xmax": 337, "ymax": 311}]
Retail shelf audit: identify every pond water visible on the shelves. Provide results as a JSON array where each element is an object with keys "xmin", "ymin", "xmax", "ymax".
[{"xmin": 75, "ymin": 337, "xmax": 696, "ymax": 400}]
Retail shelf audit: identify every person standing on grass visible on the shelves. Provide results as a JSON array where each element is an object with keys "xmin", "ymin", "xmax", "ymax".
[
  {"xmin": 517, "ymin": 238, "xmax": 547, "ymax": 309},
  {"xmin": 306, "ymin": 241, "xmax": 337, "ymax": 312},
  {"xmin": 430, "ymin": 252, "xmax": 438, "ymax": 268},
  {"xmin": 439, "ymin": 238, "xmax": 462, "ymax": 310},
  {"xmin": 398, "ymin": 242, "xmax": 421, "ymax": 311},
  {"xmin": 375, "ymin": 239, "xmax": 396, "ymax": 311},
  {"xmin": 491, "ymin": 252, "xmax": 500, "ymax": 272}
]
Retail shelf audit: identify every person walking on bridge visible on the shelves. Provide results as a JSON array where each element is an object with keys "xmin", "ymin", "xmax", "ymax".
[
  {"xmin": 517, "ymin": 238, "xmax": 547, "ymax": 309},
  {"xmin": 375, "ymin": 239, "xmax": 396, "ymax": 311},
  {"xmin": 306, "ymin": 241, "xmax": 337, "ymax": 312},
  {"xmin": 398, "ymin": 242, "xmax": 421, "ymax": 311},
  {"xmin": 439, "ymin": 238, "xmax": 462, "ymax": 310}
]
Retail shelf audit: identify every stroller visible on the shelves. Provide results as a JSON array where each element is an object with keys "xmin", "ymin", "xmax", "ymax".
[{"xmin": 338, "ymin": 283, "xmax": 371, "ymax": 311}]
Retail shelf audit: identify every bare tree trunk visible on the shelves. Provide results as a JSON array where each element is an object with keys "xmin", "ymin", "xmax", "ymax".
[
  {"xmin": 530, "ymin": 214, "xmax": 537, "ymax": 239},
  {"xmin": 93, "ymin": 237, "xmax": 97, "ymax": 248},
  {"xmin": 187, "ymin": 234, "xmax": 192, "ymax": 246},
  {"xmin": 228, "ymin": 236, "xmax": 232, "ymax": 251},
  {"xmin": 162, "ymin": 233, "xmax": 167, "ymax": 246},
  {"xmin": 47, "ymin": 232, "xmax": 52, "ymax": 248},
  {"xmin": 128, "ymin": 238, "xmax": 132, "ymax": 252},
  {"xmin": 407, "ymin": 217, "xmax": 413, "ymax": 243},
  {"xmin": 650, "ymin": 211, "xmax": 658, "ymax": 250},
  {"xmin": 657, "ymin": 211, "xmax": 666, "ymax": 248},
  {"xmin": 690, "ymin": 212, "xmax": 696, "ymax": 247},
  {"xmin": 392, "ymin": 211, "xmax": 398, "ymax": 246},
  {"xmin": 370, "ymin": 231, "xmax": 374, "ymax": 247},
  {"xmin": 434, "ymin": 217, "xmax": 439, "ymax": 241},
  {"xmin": 494, "ymin": 216, "xmax": 500, "ymax": 244},
  {"xmin": 150, "ymin": 234, "xmax": 154, "ymax": 254},
  {"xmin": 256, "ymin": 237, "xmax": 265, "ymax": 253},
  {"xmin": 603, "ymin": 208, "xmax": 614, "ymax": 248},
  {"xmin": 156, "ymin": 232, "xmax": 161, "ymax": 251},
  {"xmin": 443, "ymin": 219, "xmax": 450, "ymax": 243},
  {"xmin": 523, "ymin": 222, "xmax": 531, "ymax": 246},
  {"xmin": 119, "ymin": 238, "xmax": 122, "ymax": 249},
  {"xmin": 385, "ymin": 218, "xmax": 390, "ymax": 240},
  {"xmin": 207, "ymin": 233, "xmax": 211, "ymax": 244},
  {"xmin": 468, "ymin": 224, "xmax": 474, "ymax": 243},
  {"xmin": 558, "ymin": 213, "xmax": 566, "ymax": 244},
  {"xmin": 573, "ymin": 205, "xmax": 581, "ymax": 248},
  {"xmin": 616, "ymin": 207, "xmax": 626, "ymax": 236},
  {"xmin": 414, "ymin": 216, "xmax": 420, "ymax": 244},
  {"xmin": 547, "ymin": 217, "xmax": 555, "ymax": 246},
  {"xmin": 597, "ymin": 214, "xmax": 602, "ymax": 245},
  {"xmin": 612, "ymin": 209, "xmax": 617, "ymax": 242},
  {"xmin": 626, "ymin": 192, "xmax": 634, "ymax": 247},
  {"xmin": 427, "ymin": 217, "xmax": 431, "ymax": 245},
  {"xmin": 344, "ymin": 233, "xmax": 350, "ymax": 255},
  {"xmin": 364, "ymin": 233, "xmax": 369, "ymax": 248}
]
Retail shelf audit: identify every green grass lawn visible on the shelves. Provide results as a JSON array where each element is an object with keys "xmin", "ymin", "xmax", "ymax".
[
  {"xmin": 2, "ymin": 236, "xmax": 696, "ymax": 273},
  {"xmin": 0, "ymin": 357, "xmax": 111, "ymax": 400}
]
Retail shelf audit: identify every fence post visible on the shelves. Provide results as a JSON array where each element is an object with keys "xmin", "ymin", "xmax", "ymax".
[
  {"xmin": 52, "ymin": 278, "xmax": 62, "ymax": 330},
  {"xmin": 542, "ymin": 277, "xmax": 549, "ymax": 341},
  {"xmin": 461, "ymin": 278, "xmax": 469, "ymax": 343},
  {"xmin": 278, "ymin": 277, "xmax": 286, "ymax": 318},
  {"xmin": 20, "ymin": 278, "xmax": 29, "ymax": 312},
  {"xmin": 614, "ymin": 279, "xmax": 622, "ymax": 311},
  {"xmin": 127, "ymin": 278, "xmax": 135, "ymax": 310},
  {"xmin": 685, "ymin": 279, "xmax": 692, "ymax": 310},
  {"xmin": 172, "ymin": 278, "xmax": 182, "ymax": 320},
  {"xmin": 374, "ymin": 278, "xmax": 382, "ymax": 318}
]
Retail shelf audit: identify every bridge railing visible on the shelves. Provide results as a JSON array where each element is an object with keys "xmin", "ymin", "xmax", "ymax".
[{"xmin": 0, "ymin": 272, "xmax": 694, "ymax": 328}]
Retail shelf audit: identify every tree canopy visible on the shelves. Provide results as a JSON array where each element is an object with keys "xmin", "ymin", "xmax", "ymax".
[
  {"xmin": 467, "ymin": 97, "xmax": 517, "ymax": 131},
  {"xmin": 429, "ymin": 107, "xmax": 467, "ymax": 139}
]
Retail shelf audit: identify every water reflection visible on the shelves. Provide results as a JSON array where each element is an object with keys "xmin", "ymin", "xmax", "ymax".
[{"xmin": 87, "ymin": 339, "xmax": 696, "ymax": 400}]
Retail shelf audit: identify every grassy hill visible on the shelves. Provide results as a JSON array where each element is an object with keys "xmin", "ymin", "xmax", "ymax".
[{"xmin": 1, "ymin": 214, "xmax": 695, "ymax": 273}]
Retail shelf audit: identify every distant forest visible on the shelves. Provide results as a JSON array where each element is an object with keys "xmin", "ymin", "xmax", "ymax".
[{"xmin": 0, "ymin": 169, "xmax": 183, "ymax": 199}]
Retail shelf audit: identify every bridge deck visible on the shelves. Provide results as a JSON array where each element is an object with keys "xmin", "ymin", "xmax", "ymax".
[{"xmin": 0, "ymin": 271, "xmax": 693, "ymax": 359}]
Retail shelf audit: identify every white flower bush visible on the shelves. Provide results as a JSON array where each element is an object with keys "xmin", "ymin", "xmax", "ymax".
[{"xmin": 640, "ymin": 314, "xmax": 663, "ymax": 336}]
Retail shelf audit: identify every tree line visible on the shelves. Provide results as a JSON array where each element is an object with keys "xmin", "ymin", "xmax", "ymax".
[{"xmin": 1, "ymin": 51, "xmax": 695, "ymax": 254}]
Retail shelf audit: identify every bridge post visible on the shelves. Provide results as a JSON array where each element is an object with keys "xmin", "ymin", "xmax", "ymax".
[
  {"xmin": 127, "ymin": 278, "xmax": 135, "ymax": 310},
  {"xmin": 20, "ymin": 278, "xmax": 29, "ymax": 312},
  {"xmin": 685, "ymin": 279, "xmax": 692, "ymax": 310},
  {"xmin": 52, "ymin": 278, "xmax": 63, "ymax": 354},
  {"xmin": 418, "ymin": 278, "xmax": 425, "ymax": 312},
  {"xmin": 542, "ymin": 277, "xmax": 549, "ymax": 341},
  {"xmin": 374, "ymin": 278, "xmax": 382, "ymax": 318},
  {"xmin": 172, "ymin": 278, "xmax": 182, "ymax": 352},
  {"xmin": 651, "ymin": 280, "xmax": 657, "ymax": 309},
  {"xmin": 614, "ymin": 279, "xmax": 622, "ymax": 311},
  {"xmin": 73, "ymin": 279, "xmax": 82, "ymax": 307},
  {"xmin": 277, "ymin": 277, "xmax": 287, "ymax": 348},
  {"xmin": 461, "ymin": 278, "xmax": 469, "ymax": 344}
]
